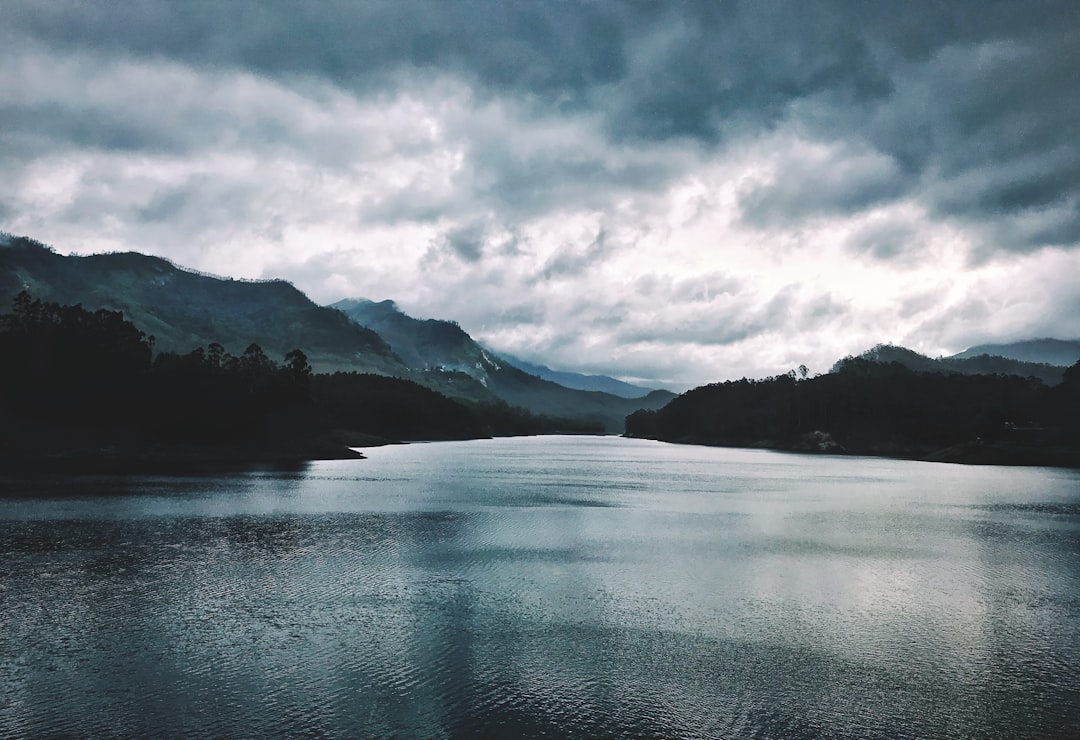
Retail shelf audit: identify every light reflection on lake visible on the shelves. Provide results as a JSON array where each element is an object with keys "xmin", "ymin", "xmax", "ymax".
[{"xmin": 2, "ymin": 436, "xmax": 1079, "ymax": 738}]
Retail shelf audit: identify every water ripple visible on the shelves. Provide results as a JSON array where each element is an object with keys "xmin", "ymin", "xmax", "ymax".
[{"xmin": 2, "ymin": 437, "xmax": 1080, "ymax": 738}]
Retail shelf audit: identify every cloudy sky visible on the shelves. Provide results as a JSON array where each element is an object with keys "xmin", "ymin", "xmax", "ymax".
[{"xmin": 2, "ymin": 1, "xmax": 1079, "ymax": 388}]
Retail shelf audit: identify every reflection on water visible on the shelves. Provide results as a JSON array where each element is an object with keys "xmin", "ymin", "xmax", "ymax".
[{"xmin": 2, "ymin": 436, "xmax": 1080, "ymax": 738}]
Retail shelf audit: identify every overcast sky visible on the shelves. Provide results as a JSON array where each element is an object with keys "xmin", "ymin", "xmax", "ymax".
[{"xmin": 2, "ymin": 1, "xmax": 1079, "ymax": 388}]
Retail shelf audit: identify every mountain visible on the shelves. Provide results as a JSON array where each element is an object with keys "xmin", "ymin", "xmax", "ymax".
[
  {"xmin": 332, "ymin": 297, "xmax": 676, "ymax": 432},
  {"xmin": 952, "ymin": 338, "xmax": 1080, "ymax": 367},
  {"xmin": 0, "ymin": 235, "xmax": 671, "ymax": 433},
  {"xmin": 834, "ymin": 344, "xmax": 1066, "ymax": 386},
  {"xmin": 331, "ymin": 298, "xmax": 500, "ymax": 379},
  {"xmin": 0, "ymin": 235, "xmax": 406, "ymax": 375},
  {"xmin": 494, "ymin": 353, "xmax": 658, "ymax": 399},
  {"xmin": 331, "ymin": 298, "xmax": 661, "ymax": 398}
]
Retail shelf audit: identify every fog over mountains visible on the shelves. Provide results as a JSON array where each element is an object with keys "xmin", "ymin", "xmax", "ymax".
[
  {"xmin": 333, "ymin": 298, "xmax": 658, "ymax": 400},
  {"xmin": 331, "ymin": 297, "xmax": 675, "ymax": 431}
]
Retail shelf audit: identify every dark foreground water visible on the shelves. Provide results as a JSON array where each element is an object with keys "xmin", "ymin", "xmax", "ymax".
[{"xmin": 2, "ymin": 436, "xmax": 1079, "ymax": 739}]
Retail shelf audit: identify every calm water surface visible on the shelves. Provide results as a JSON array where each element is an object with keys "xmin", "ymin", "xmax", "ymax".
[{"xmin": 2, "ymin": 436, "xmax": 1079, "ymax": 738}]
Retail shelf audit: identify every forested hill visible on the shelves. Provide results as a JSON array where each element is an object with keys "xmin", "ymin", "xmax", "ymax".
[
  {"xmin": 0, "ymin": 236, "xmax": 406, "ymax": 376},
  {"xmin": 627, "ymin": 357, "xmax": 1080, "ymax": 467}
]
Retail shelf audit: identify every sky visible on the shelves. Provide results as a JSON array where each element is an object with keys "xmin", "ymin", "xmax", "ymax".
[{"xmin": 2, "ymin": 1, "xmax": 1079, "ymax": 389}]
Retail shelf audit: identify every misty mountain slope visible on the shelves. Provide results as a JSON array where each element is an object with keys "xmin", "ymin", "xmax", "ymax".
[
  {"xmin": 483, "ymin": 362, "xmax": 677, "ymax": 433},
  {"xmin": 952, "ymin": 339, "xmax": 1080, "ymax": 367},
  {"xmin": 0, "ymin": 238, "xmax": 670, "ymax": 433},
  {"xmin": 333, "ymin": 297, "xmax": 676, "ymax": 431},
  {"xmin": 0, "ymin": 236, "xmax": 407, "ymax": 375},
  {"xmin": 835, "ymin": 344, "xmax": 1066, "ymax": 385},
  {"xmin": 494, "ymin": 352, "xmax": 658, "ymax": 398},
  {"xmin": 332, "ymin": 298, "xmax": 502, "ymax": 379}
]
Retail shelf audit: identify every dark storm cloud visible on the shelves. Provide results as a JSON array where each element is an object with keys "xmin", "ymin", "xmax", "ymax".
[
  {"xmin": 4, "ymin": 0, "xmax": 629, "ymax": 97},
  {"xmin": 844, "ymin": 218, "xmax": 920, "ymax": 262},
  {"xmin": 737, "ymin": 145, "xmax": 910, "ymax": 228},
  {"xmin": 6, "ymin": 0, "xmax": 1079, "ymax": 253},
  {"xmin": 136, "ymin": 186, "xmax": 193, "ymax": 224},
  {"xmin": 0, "ymin": 102, "xmax": 174, "ymax": 156},
  {"xmin": 437, "ymin": 222, "xmax": 487, "ymax": 263},
  {"xmin": 538, "ymin": 228, "xmax": 612, "ymax": 281},
  {"xmin": 597, "ymin": 1, "xmax": 895, "ymax": 142}
]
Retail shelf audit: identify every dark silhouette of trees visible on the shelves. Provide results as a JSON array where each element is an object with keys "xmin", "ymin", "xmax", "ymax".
[
  {"xmin": 628, "ymin": 359, "xmax": 1063, "ymax": 459},
  {"xmin": 1048, "ymin": 359, "xmax": 1080, "ymax": 440},
  {"xmin": 312, "ymin": 372, "xmax": 485, "ymax": 441},
  {"xmin": 0, "ymin": 293, "xmax": 323, "ymax": 454},
  {"xmin": 0, "ymin": 292, "xmax": 575, "ymax": 459},
  {"xmin": 0, "ymin": 291, "xmax": 152, "ymax": 432}
]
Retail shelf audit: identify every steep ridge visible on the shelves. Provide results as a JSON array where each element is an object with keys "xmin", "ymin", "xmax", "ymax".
[
  {"xmin": 332, "ymin": 298, "xmax": 500, "ymax": 380},
  {"xmin": 0, "ymin": 236, "xmax": 406, "ymax": 375},
  {"xmin": 835, "ymin": 343, "xmax": 1066, "ymax": 386},
  {"xmin": 333, "ymin": 298, "xmax": 676, "ymax": 432},
  {"xmin": 952, "ymin": 338, "xmax": 1080, "ymax": 367}
]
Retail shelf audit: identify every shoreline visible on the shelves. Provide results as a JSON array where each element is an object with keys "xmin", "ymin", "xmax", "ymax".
[
  {"xmin": 624, "ymin": 433, "xmax": 1080, "ymax": 469},
  {"xmin": 0, "ymin": 441, "xmax": 366, "ymax": 475},
  {"xmin": 5, "ymin": 434, "xmax": 1079, "ymax": 474}
]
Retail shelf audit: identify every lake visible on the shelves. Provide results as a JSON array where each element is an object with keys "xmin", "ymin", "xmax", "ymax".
[{"xmin": 2, "ymin": 435, "xmax": 1079, "ymax": 738}]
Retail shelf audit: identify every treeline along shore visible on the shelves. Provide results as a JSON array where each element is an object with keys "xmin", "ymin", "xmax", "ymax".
[
  {"xmin": 0, "ymin": 293, "xmax": 600, "ymax": 467},
  {"xmin": 3, "ymin": 289, "xmax": 1079, "ymax": 470},
  {"xmin": 626, "ymin": 356, "xmax": 1080, "ymax": 468}
]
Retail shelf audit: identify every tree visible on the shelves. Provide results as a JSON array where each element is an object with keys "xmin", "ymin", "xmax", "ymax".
[
  {"xmin": 284, "ymin": 349, "xmax": 312, "ymax": 378},
  {"xmin": 207, "ymin": 342, "xmax": 225, "ymax": 368}
]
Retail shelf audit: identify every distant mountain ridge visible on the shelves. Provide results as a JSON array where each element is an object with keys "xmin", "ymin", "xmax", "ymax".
[
  {"xmin": 493, "ymin": 353, "xmax": 658, "ymax": 399},
  {"xmin": 834, "ymin": 343, "xmax": 1066, "ymax": 385},
  {"xmin": 952, "ymin": 338, "xmax": 1080, "ymax": 367},
  {"xmin": 627, "ymin": 347, "xmax": 1080, "ymax": 468}
]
